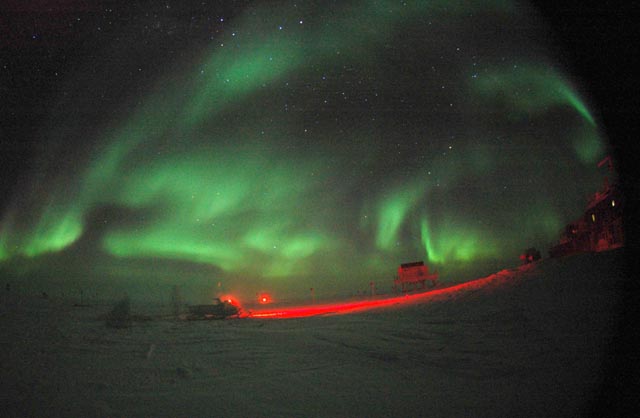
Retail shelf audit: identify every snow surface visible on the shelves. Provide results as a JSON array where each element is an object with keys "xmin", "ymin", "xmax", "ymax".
[{"xmin": 1, "ymin": 250, "xmax": 629, "ymax": 417}]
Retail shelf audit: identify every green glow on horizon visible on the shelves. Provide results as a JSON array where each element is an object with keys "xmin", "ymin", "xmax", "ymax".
[
  {"xmin": 0, "ymin": 0, "xmax": 609, "ymax": 293},
  {"xmin": 23, "ymin": 211, "xmax": 83, "ymax": 257},
  {"xmin": 421, "ymin": 216, "xmax": 499, "ymax": 264},
  {"xmin": 104, "ymin": 225, "xmax": 243, "ymax": 271},
  {"xmin": 98, "ymin": 143, "xmax": 333, "ymax": 276}
]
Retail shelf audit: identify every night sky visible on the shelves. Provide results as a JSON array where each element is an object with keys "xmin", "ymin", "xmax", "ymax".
[{"xmin": 0, "ymin": 0, "xmax": 634, "ymax": 301}]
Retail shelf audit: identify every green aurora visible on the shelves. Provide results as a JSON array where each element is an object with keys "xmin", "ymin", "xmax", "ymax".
[{"xmin": 0, "ymin": 0, "xmax": 609, "ymax": 300}]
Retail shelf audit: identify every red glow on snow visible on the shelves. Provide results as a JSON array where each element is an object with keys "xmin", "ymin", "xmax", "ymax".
[{"xmin": 249, "ymin": 269, "xmax": 520, "ymax": 319}]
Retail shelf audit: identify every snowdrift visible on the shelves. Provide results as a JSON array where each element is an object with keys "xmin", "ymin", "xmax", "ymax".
[{"xmin": 0, "ymin": 249, "xmax": 630, "ymax": 417}]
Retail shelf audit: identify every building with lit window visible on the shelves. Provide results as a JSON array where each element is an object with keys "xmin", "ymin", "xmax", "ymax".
[{"xmin": 549, "ymin": 157, "xmax": 624, "ymax": 257}]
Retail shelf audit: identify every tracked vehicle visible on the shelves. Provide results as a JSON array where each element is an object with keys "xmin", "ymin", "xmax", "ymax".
[{"xmin": 186, "ymin": 298, "xmax": 241, "ymax": 320}]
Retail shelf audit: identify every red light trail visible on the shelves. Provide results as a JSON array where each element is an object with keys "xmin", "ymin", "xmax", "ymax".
[{"xmin": 247, "ymin": 268, "xmax": 520, "ymax": 319}]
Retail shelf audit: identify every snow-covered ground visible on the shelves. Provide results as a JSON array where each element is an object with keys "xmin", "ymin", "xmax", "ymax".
[{"xmin": 1, "ymin": 250, "xmax": 630, "ymax": 417}]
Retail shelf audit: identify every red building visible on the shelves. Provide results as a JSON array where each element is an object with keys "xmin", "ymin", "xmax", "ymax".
[{"xmin": 394, "ymin": 261, "xmax": 438, "ymax": 292}]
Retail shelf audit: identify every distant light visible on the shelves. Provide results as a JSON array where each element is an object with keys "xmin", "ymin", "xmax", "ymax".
[
  {"xmin": 220, "ymin": 295, "xmax": 238, "ymax": 306},
  {"xmin": 591, "ymin": 213, "xmax": 596, "ymax": 222},
  {"xmin": 259, "ymin": 293, "xmax": 271, "ymax": 304},
  {"xmin": 611, "ymin": 200, "xmax": 616, "ymax": 207}
]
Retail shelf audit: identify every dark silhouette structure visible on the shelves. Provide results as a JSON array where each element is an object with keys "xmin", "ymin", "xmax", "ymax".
[{"xmin": 549, "ymin": 156, "xmax": 624, "ymax": 257}]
